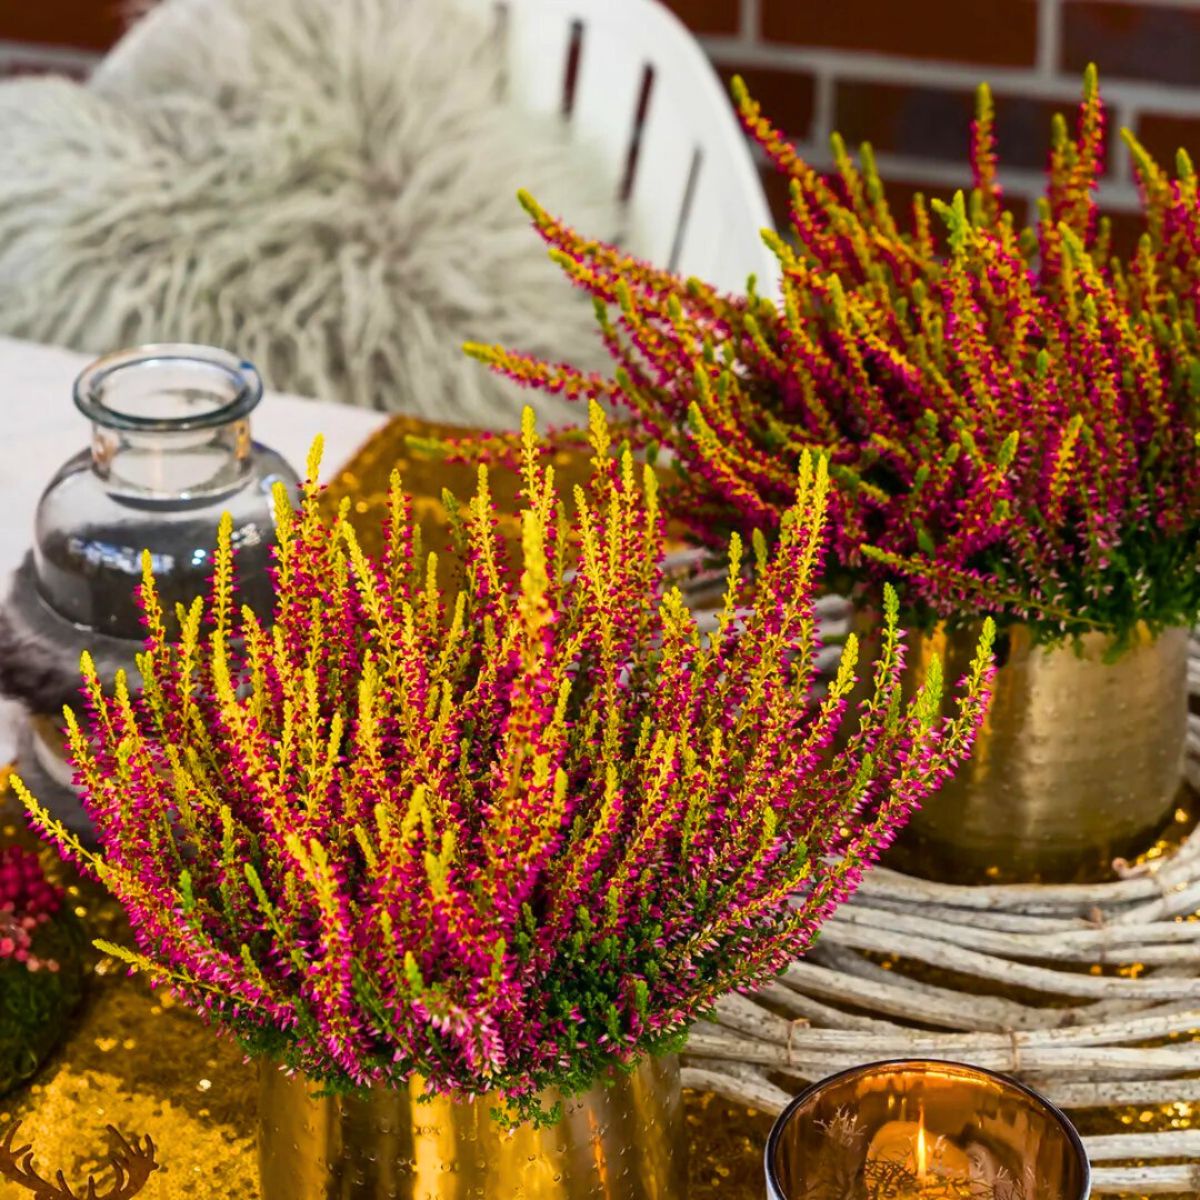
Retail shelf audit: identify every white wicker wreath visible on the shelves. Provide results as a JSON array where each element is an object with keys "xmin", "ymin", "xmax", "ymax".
[{"xmin": 685, "ymin": 634, "xmax": 1200, "ymax": 1197}]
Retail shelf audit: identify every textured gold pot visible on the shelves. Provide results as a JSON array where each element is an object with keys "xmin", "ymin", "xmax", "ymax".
[
  {"xmin": 257, "ymin": 1054, "xmax": 686, "ymax": 1200},
  {"xmin": 871, "ymin": 621, "xmax": 1189, "ymax": 882}
]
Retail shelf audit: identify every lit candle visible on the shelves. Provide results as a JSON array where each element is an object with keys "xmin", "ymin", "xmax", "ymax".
[
  {"xmin": 916, "ymin": 1108, "xmax": 927, "ymax": 1181},
  {"xmin": 764, "ymin": 1060, "xmax": 1091, "ymax": 1200}
]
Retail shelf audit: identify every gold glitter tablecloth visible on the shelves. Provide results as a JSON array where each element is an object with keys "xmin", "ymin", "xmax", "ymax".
[{"xmin": 0, "ymin": 416, "xmax": 1189, "ymax": 1200}]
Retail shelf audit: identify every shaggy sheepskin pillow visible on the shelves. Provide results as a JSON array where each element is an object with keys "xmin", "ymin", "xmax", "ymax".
[{"xmin": 0, "ymin": 0, "xmax": 623, "ymax": 426}]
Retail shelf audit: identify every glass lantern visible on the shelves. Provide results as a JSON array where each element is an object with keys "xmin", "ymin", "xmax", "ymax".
[{"xmin": 33, "ymin": 344, "xmax": 299, "ymax": 639}]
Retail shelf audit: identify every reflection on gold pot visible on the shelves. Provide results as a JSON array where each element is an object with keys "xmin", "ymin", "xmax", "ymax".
[
  {"xmin": 257, "ymin": 1053, "xmax": 686, "ymax": 1200},
  {"xmin": 867, "ymin": 621, "xmax": 1188, "ymax": 882}
]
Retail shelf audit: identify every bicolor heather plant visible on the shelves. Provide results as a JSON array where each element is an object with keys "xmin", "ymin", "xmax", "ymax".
[
  {"xmin": 17, "ymin": 408, "xmax": 990, "ymax": 1120},
  {"xmin": 468, "ymin": 68, "xmax": 1200, "ymax": 644}
]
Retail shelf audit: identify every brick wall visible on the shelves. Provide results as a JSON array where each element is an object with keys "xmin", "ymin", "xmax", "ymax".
[
  {"xmin": 663, "ymin": 0, "xmax": 1200, "ymax": 236},
  {"xmin": 0, "ymin": 1, "xmax": 127, "ymax": 77},
  {"xmin": 8, "ymin": 0, "xmax": 1200, "ymax": 237}
]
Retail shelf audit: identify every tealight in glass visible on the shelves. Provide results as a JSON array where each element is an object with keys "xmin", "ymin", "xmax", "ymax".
[{"xmin": 766, "ymin": 1059, "xmax": 1091, "ymax": 1200}]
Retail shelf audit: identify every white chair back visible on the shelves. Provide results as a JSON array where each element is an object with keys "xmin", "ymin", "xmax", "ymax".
[{"xmin": 462, "ymin": 0, "xmax": 779, "ymax": 296}]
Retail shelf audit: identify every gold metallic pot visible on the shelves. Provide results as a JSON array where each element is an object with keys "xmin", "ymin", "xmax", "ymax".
[
  {"xmin": 257, "ymin": 1054, "xmax": 686, "ymax": 1200},
  {"xmin": 872, "ymin": 621, "xmax": 1189, "ymax": 882}
]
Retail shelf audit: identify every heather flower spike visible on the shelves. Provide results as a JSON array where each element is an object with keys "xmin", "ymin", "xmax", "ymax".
[
  {"xmin": 473, "ymin": 69, "xmax": 1200, "ymax": 643},
  {"xmin": 17, "ymin": 408, "xmax": 990, "ymax": 1119}
]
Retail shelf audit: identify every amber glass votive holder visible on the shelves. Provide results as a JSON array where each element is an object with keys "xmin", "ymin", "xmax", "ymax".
[{"xmin": 765, "ymin": 1059, "xmax": 1091, "ymax": 1199}]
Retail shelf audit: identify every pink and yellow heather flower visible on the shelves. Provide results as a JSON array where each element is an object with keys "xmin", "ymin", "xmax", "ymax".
[
  {"xmin": 470, "ymin": 69, "xmax": 1200, "ymax": 644},
  {"xmin": 17, "ymin": 407, "xmax": 990, "ymax": 1117}
]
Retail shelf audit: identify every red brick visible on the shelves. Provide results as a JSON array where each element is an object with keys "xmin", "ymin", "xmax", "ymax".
[
  {"xmin": 718, "ymin": 64, "xmax": 816, "ymax": 139},
  {"xmin": 1131, "ymin": 113, "xmax": 1200, "ymax": 177},
  {"xmin": 758, "ymin": 164, "xmax": 793, "ymax": 230},
  {"xmin": 660, "ymin": 0, "xmax": 741, "ymax": 37},
  {"xmin": 762, "ymin": 0, "xmax": 1038, "ymax": 67},
  {"xmin": 1063, "ymin": 3, "xmax": 1200, "ymax": 87},
  {"xmin": 834, "ymin": 81, "xmax": 1096, "ymax": 173},
  {"xmin": 1097, "ymin": 208, "xmax": 1147, "ymax": 259},
  {"xmin": 0, "ymin": 1, "xmax": 129, "ymax": 51}
]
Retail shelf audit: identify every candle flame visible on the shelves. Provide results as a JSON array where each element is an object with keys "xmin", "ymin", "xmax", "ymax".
[{"xmin": 915, "ymin": 1105, "xmax": 928, "ymax": 1180}]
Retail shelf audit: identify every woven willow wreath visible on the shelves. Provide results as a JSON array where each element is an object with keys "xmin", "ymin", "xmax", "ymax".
[{"xmin": 686, "ymin": 629, "xmax": 1200, "ymax": 1197}]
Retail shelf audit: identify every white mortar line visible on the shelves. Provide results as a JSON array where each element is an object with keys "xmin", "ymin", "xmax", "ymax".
[
  {"xmin": 739, "ymin": 0, "xmax": 761, "ymax": 44},
  {"xmin": 811, "ymin": 69, "xmax": 835, "ymax": 149},
  {"xmin": 700, "ymin": 38, "xmax": 1200, "ymax": 115},
  {"xmin": 1110, "ymin": 98, "xmax": 1138, "ymax": 182},
  {"xmin": 0, "ymin": 40, "xmax": 99, "ymax": 70},
  {"xmin": 1037, "ymin": 0, "xmax": 1063, "ymax": 78}
]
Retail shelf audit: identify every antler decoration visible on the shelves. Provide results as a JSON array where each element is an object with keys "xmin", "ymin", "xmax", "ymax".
[{"xmin": 0, "ymin": 1121, "xmax": 159, "ymax": 1200}]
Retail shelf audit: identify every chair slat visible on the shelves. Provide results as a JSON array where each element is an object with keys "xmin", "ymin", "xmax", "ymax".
[
  {"xmin": 456, "ymin": 0, "xmax": 779, "ymax": 298},
  {"xmin": 569, "ymin": 22, "xmax": 648, "ymax": 205}
]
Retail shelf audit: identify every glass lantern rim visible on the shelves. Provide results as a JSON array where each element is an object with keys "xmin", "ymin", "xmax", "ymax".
[
  {"xmin": 73, "ymin": 343, "xmax": 264, "ymax": 433},
  {"xmin": 763, "ymin": 1057, "xmax": 1092, "ymax": 1199}
]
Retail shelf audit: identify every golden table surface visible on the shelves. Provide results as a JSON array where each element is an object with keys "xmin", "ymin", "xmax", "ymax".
[{"xmin": 0, "ymin": 417, "xmax": 1190, "ymax": 1199}]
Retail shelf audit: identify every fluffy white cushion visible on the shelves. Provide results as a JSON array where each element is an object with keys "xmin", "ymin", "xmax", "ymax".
[{"xmin": 0, "ymin": 0, "xmax": 621, "ymax": 426}]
